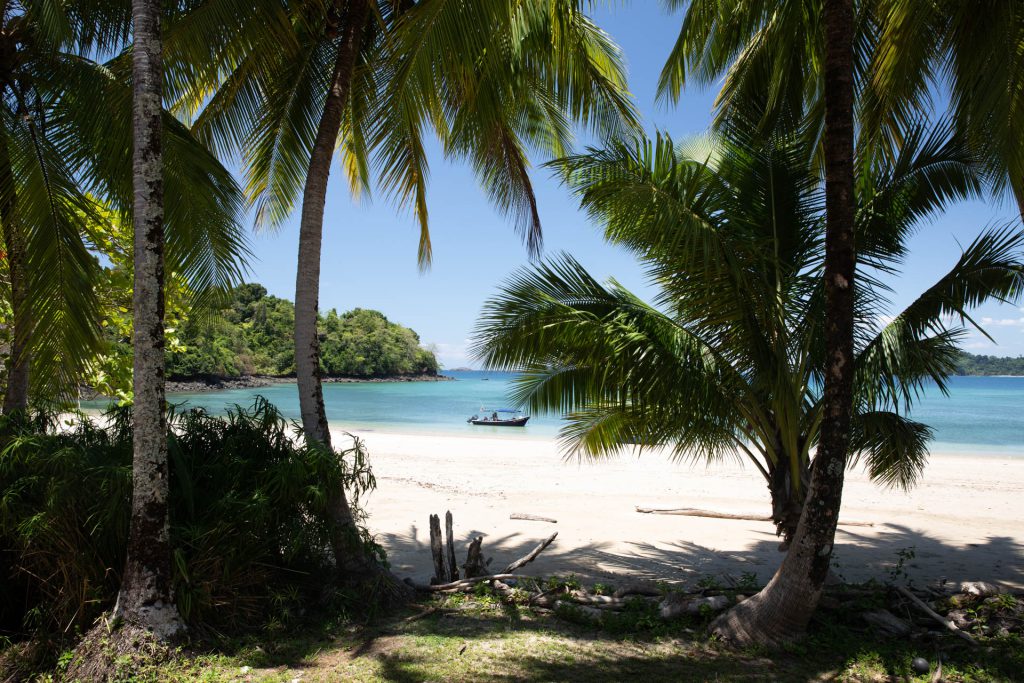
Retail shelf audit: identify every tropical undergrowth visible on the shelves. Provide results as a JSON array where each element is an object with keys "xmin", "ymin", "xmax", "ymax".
[{"xmin": 0, "ymin": 397, "xmax": 382, "ymax": 658}]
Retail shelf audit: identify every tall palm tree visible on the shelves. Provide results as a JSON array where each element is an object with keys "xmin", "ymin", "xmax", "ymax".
[
  {"xmin": 110, "ymin": 0, "xmax": 184, "ymax": 640},
  {"xmin": 476, "ymin": 123, "xmax": 1022, "ymax": 550},
  {"xmin": 166, "ymin": 0, "xmax": 637, "ymax": 583},
  {"xmin": 0, "ymin": 1, "xmax": 249, "ymax": 412},
  {"xmin": 656, "ymin": 0, "xmax": 865, "ymax": 644}
]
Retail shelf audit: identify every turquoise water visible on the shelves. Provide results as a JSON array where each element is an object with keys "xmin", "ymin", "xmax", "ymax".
[{"xmin": 84, "ymin": 372, "xmax": 1024, "ymax": 454}]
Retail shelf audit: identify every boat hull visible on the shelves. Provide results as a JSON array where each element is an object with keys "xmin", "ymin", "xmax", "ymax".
[{"xmin": 468, "ymin": 416, "xmax": 530, "ymax": 427}]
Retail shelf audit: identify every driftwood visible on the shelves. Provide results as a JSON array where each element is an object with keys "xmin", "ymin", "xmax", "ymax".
[
  {"xmin": 503, "ymin": 532, "xmax": 558, "ymax": 574},
  {"xmin": 415, "ymin": 573, "xmax": 538, "ymax": 592},
  {"xmin": 613, "ymin": 582, "xmax": 663, "ymax": 599},
  {"xmin": 445, "ymin": 511, "xmax": 459, "ymax": 582},
  {"xmin": 635, "ymin": 506, "xmax": 875, "ymax": 527},
  {"xmin": 463, "ymin": 536, "xmax": 487, "ymax": 578},
  {"xmin": 896, "ymin": 585, "xmax": 977, "ymax": 645},
  {"xmin": 510, "ymin": 513, "xmax": 558, "ymax": 524},
  {"xmin": 862, "ymin": 609, "xmax": 912, "ymax": 637}
]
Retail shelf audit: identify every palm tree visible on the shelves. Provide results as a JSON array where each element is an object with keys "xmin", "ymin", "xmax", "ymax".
[
  {"xmin": 0, "ymin": 1, "xmax": 249, "ymax": 412},
  {"xmin": 475, "ymin": 123, "xmax": 1024, "ymax": 635},
  {"xmin": 656, "ymin": 0, "xmax": 864, "ymax": 644},
  {"xmin": 109, "ymin": 0, "xmax": 184, "ymax": 640},
  {"xmin": 166, "ymin": 0, "xmax": 637, "ymax": 583}
]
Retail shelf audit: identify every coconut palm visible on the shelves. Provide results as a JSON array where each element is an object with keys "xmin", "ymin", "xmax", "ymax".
[
  {"xmin": 107, "ymin": 0, "xmax": 186, "ymax": 641},
  {"xmin": 165, "ymin": 0, "xmax": 637, "ymax": 583},
  {"xmin": 0, "ymin": 1, "xmax": 249, "ymax": 412},
  {"xmin": 656, "ymin": 0, "xmax": 870, "ymax": 644},
  {"xmin": 475, "ymin": 121, "xmax": 1023, "ymax": 574}
]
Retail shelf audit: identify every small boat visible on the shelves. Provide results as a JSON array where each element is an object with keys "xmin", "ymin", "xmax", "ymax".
[{"xmin": 467, "ymin": 407, "xmax": 530, "ymax": 426}]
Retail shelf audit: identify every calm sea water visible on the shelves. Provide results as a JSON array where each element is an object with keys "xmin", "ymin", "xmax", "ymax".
[{"xmin": 84, "ymin": 371, "xmax": 1024, "ymax": 454}]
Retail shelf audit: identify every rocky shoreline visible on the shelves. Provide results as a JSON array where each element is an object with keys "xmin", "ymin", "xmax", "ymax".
[{"xmin": 164, "ymin": 373, "xmax": 455, "ymax": 394}]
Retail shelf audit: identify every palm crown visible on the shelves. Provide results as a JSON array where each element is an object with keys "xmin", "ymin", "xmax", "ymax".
[
  {"xmin": 0, "ymin": 0, "xmax": 249, "ymax": 403},
  {"xmin": 474, "ymin": 121, "xmax": 1024, "ymax": 542},
  {"xmin": 165, "ymin": 0, "xmax": 637, "ymax": 261}
]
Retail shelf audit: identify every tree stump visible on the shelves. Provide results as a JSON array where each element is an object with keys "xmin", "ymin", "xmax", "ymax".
[
  {"xmin": 429, "ymin": 514, "xmax": 446, "ymax": 584},
  {"xmin": 445, "ymin": 511, "xmax": 459, "ymax": 582},
  {"xmin": 463, "ymin": 536, "xmax": 487, "ymax": 578}
]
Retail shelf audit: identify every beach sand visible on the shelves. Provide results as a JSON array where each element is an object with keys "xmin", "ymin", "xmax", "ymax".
[{"xmin": 342, "ymin": 428, "xmax": 1024, "ymax": 589}]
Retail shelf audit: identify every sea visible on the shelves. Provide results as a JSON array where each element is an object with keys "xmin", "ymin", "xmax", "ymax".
[{"xmin": 84, "ymin": 371, "xmax": 1024, "ymax": 455}]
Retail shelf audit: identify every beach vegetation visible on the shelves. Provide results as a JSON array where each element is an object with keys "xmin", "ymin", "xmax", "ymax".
[
  {"xmin": 7, "ymin": 587, "xmax": 1021, "ymax": 682},
  {"xmin": 476, "ymin": 121, "xmax": 1021, "ymax": 545},
  {"xmin": 0, "ymin": 399, "xmax": 379, "ymax": 664}
]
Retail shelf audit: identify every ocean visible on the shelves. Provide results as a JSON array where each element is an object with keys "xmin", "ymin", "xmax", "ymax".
[{"xmin": 85, "ymin": 371, "xmax": 1024, "ymax": 455}]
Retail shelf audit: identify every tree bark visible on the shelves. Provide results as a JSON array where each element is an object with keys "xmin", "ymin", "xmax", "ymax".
[
  {"xmin": 0, "ymin": 146, "xmax": 28, "ymax": 415},
  {"xmin": 294, "ymin": 0, "xmax": 368, "ymax": 449},
  {"xmin": 711, "ymin": 0, "xmax": 857, "ymax": 646},
  {"xmin": 293, "ymin": 1, "xmax": 395, "ymax": 589},
  {"xmin": 768, "ymin": 453, "xmax": 808, "ymax": 548},
  {"xmin": 113, "ymin": 0, "xmax": 184, "ymax": 641}
]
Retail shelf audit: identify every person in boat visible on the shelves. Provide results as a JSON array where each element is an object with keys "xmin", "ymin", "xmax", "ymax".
[{"xmin": 492, "ymin": 411, "xmax": 498, "ymax": 421}]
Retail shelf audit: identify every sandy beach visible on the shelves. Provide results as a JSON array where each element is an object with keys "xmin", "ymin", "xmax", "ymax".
[{"xmin": 344, "ymin": 428, "xmax": 1024, "ymax": 589}]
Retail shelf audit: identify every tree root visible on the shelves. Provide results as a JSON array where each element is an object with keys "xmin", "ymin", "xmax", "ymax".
[{"xmin": 64, "ymin": 617, "xmax": 177, "ymax": 682}]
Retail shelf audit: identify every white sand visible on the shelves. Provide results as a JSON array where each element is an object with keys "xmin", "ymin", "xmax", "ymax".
[{"xmin": 342, "ymin": 428, "xmax": 1024, "ymax": 589}]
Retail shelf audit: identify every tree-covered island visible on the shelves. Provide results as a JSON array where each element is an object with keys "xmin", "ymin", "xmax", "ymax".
[{"xmin": 163, "ymin": 283, "xmax": 441, "ymax": 382}]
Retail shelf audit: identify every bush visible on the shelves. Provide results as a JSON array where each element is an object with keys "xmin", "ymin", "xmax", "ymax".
[{"xmin": 0, "ymin": 398, "xmax": 380, "ymax": 645}]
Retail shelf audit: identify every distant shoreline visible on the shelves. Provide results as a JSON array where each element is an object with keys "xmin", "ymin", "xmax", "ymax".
[{"xmin": 164, "ymin": 373, "xmax": 455, "ymax": 394}]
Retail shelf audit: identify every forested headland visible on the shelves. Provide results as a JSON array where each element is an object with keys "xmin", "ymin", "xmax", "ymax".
[
  {"xmin": 163, "ymin": 283, "xmax": 440, "ymax": 381},
  {"xmin": 954, "ymin": 352, "xmax": 1024, "ymax": 376}
]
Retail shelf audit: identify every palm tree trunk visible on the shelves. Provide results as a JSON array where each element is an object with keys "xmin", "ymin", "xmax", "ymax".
[
  {"xmin": 0, "ymin": 148, "xmax": 28, "ymax": 415},
  {"xmin": 294, "ymin": 0, "xmax": 389, "ymax": 583},
  {"xmin": 113, "ymin": 0, "xmax": 184, "ymax": 641},
  {"xmin": 711, "ymin": 0, "xmax": 857, "ymax": 646}
]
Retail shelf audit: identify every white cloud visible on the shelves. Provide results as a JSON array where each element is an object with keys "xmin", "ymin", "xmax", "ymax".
[
  {"xmin": 980, "ymin": 316, "xmax": 1024, "ymax": 327},
  {"xmin": 428, "ymin": 339, "xmax": 475, "ymax": 370}
]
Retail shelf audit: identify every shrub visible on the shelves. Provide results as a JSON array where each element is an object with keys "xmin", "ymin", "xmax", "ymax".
[{"xmin": 0, "ymin": 398, "xmax": 379, "ymax": 644}]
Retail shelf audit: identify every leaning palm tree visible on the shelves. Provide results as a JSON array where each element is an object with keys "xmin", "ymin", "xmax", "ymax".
[
  {"xmin": 0, "ymin": 1, "xmax": 249, "ymax": 412},
  {"xmin": 475, "ymin": 122, "xmax": 1023, "ymax": 558},
  {"xmin": 165, "ymin": 0, "xmax": 637, "ymax": 585}
]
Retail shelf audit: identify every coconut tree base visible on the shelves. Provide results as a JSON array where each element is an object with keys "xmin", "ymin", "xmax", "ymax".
[
  {"xmin": 65, "ymin": 618, "xmax": 177, "ymax": 682},
  {"xmin": 710, "ymin": 573, "xmax": 821, "ymax": 648}
]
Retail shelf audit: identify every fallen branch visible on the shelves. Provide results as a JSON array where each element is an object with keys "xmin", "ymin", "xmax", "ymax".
[
  {"xmin": 895, "ymin": 586, "xmax": 977, "ymax": 646},
  {"xmin": 510, "ymin": 513, "xmax": 558, "ymax": 524},
  {"xmin": 634, "ymin": 506, "xmax": 874, "ymax": 527},
  {"xmin": 504, "ymin": 532, "xmax": 558, "ymax": 574},
  {"xmin": 412, "ymin": 573, "xmax": 539, "ymax": 592},
  {"xmin": 402, "ymin": 606, "xmax": 443, "ymax": 623}
]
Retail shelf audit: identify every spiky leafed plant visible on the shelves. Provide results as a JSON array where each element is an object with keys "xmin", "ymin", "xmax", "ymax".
[
  {"xmin": 163, "ymin": 0, "xmax": 637, "ymax": 586},
  {"xmin": 863, "ymin": 1, "xmax": 1024, "ymax": 218},
  {"xmin": 0, "ymin": 1, "xmax": 250, "ymax": 412},
  {"xmin": 475, "ymin": 122, "xmax": 1024, "ymax": 548}
]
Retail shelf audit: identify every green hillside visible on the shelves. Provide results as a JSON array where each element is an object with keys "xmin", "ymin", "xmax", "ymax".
[
  {"xmin": 954, "ymin": 352, "xmax": 1024, "ymax": 376},
  {"xmin": 167, "ymin": 283, "xmax": 439, "ymax": 379}
]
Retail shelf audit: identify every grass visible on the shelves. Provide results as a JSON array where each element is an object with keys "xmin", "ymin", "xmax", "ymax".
[{"xmin": 39, "ymin": 590, "xmax": 1018, "ymax": 683}]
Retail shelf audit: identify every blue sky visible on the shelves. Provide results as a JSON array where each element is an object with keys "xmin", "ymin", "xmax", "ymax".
[{"xmin": 238, "ymin": 3, "xmax": 1024, "ymax": 368}]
